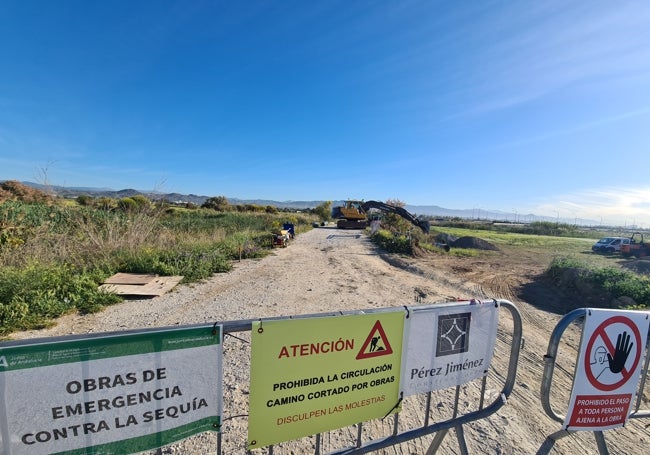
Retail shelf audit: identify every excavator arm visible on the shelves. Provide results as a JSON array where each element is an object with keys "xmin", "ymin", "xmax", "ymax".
[{"xmin": 360, "ymin": 201, "xmax": 430, "ymax": 234}]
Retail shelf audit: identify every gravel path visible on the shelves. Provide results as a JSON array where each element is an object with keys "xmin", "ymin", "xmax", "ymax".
[{"xmin": 9, "ymin": 226, "xmax": 650, "ymax": 454}]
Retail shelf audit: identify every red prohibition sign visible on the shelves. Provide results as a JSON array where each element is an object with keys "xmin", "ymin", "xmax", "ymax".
[{"xmin": 584, "ymin": 315, "xmax": 642, "ymax": 391}]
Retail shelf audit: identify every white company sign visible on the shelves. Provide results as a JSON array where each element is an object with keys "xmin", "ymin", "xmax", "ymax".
[{"xmin": 401, "ymin": 300, "xmax": 499, "ymax": 396}]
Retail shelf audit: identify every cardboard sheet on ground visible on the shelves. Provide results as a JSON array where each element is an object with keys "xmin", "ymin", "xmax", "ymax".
[
  {"xmin": 248, "ymin": 311, "xmax": 404, "ymax": 449},
  {"xmin": 564, "ymin": 308, "xmax": 649, "ymax": 431},
  {"xmin": 99, "ymin": 273, "xmax": 183, "ymax": 297},
  {"xmin": 401, "ymin": 300, "xmax": 499, "ymax": 396},
  {"xmin": 0, "ymin": 326, "xmax": 222, "ymax": 455}
]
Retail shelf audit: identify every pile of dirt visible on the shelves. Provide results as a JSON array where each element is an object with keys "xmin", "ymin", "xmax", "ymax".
[
  {"xmin": 435, "ymin": 233, "xmax": 458, "ymax": 245},
  {"xmin": 451, "ymin": 236, "xmax": 499, "ymax": 251},
  {"xmin": 622, "ymin": 259, "xmax": 650, "ymax": 275}
]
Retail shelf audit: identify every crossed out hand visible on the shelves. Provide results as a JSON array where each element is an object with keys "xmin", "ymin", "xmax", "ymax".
[{"xmin": 607, "ymin": 331, "xmax": 633, "ymax": 374}]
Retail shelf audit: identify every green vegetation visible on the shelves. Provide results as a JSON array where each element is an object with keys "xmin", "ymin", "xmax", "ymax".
[
  {"xmin": 371, "ymin": 216, "xmax": 649, "ymax": 309},
  {"xmin": 435, "ymin": 219, "xmax": 616, "ymax": 239},
  {"xmin": 430, "ymin": 225, "xmax": 596, "ymax": 254},
  {"xmin": 0, "ymin": 181, "xmax": 317, "ymax": 336},
  {"xmin": 3, "ymin": 181, "xmax": 647, "ymax": 335},
  {"xmin": 369, "ymin": 229, "xmax": 413, "ymax": 254},
  {"xmin": 548, "ymin": 257, "xmax": 650, "ymax": 309},
  {"xmin": 371, "ymin": 217, "xmax": 594, "ymax": 258},
  {"xmin": 313, "ymin": 201, "xmax": 332, "ymax": 223}
]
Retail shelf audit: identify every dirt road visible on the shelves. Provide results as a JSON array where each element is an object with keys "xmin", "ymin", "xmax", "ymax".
[{"xmin": 10, "ymin": 226, "xmax": 650, "ymax": 454}]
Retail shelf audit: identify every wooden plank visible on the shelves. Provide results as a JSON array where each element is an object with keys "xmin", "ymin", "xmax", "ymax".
[
  {"xmin": 103, "ymin": 273, "xmax": 158, "ymax": 285},
  {"xmin": 99, "ymin": 275, "xmax": 184, "ymax": 297}
]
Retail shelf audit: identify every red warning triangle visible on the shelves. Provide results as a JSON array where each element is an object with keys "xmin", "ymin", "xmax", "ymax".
[{"xmin": 356, "ymin": 320, "xmax": 393, "ymax": 359}]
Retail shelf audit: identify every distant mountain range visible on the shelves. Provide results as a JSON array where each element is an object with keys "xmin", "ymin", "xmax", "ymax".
[{"xmin": 6, "ymin": 180, "xmax": 588, "ymax": 224}]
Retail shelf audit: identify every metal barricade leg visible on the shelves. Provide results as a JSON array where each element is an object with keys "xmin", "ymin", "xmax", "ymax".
[
  {"xmin": 425, "ymin": 428, "xmax": 448, "ymax": 455},
  {"xmin": 424, "ymin": 425, "xmax": 470, "ymax": 455},
  {"xmin": 454, "ymin": 425, "xmax": 470, "ymax": 455},
  {"xmin": 534, "ymin": 427, "xmax": 611, "ymax": 455},
  {"xmin": 536, "ymin": 429, "xmax": 610, "ymax": 455},
  {"xmin": 535, "ymin": 429, "xmax": 569, "ymax": 455},
  {"xmin": 594, "ymin": 431, "xmax": 610, "ymax": 455}
]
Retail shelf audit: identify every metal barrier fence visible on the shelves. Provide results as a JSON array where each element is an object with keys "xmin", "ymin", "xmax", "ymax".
[
  {"xmin": 540, "ymin": 308, "xmax": 650, "ymax": 455},
  {"xmin": 0, "ymin": 299, "xmax": 521, "ymax": 455},
  {"xmin": 214, "ymin": 299, "xmax": 522, "ymax": 455}
]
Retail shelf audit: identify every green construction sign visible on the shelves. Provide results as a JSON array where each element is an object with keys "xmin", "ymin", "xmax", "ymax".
[
  {"xmin": 248, "ymin": 311, "xmax": 405, "ymax": 449},
  {"xmin": 0, "ymin": 326, "xmax": 222, "ymax": 455}
]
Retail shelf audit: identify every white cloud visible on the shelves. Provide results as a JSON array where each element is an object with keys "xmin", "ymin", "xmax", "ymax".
[
  {"xmin": 533, "ymin": 187, "xmax": 650, "ymax": 227},
  {"xmin": 456, "ymin": 1, "xmax": 650, "ymax": 116}
]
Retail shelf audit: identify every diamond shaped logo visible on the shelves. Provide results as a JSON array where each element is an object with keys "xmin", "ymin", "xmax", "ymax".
[{"xmin": 436, "ymin": 312, "xmax": 471, "ymax": 357}]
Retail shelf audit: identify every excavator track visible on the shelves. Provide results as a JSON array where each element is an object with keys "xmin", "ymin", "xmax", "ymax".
[{"xmin": 336, "ymin": 219, "xmax": 368, "ymax": 229}]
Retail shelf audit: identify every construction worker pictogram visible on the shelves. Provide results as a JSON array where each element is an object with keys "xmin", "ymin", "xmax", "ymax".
[{"xmin": 356, "ymin": 320, "xmax": 393, "ymax": 359}]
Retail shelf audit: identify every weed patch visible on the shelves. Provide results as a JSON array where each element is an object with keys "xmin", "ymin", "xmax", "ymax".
[
  {"xmin": 370, "ymin": 230, "xmax": 413, "ymax": 255},
  {"xmin": 0, "ymin": 263, "xmax": 121, "ymax": 335},
  {"xmin": 0, "ymin": 195, "xmax": 318, "ymax": 335},
  {"xmin": 547, "ymin": 257, "xmax": 650, "ymax": 309}
]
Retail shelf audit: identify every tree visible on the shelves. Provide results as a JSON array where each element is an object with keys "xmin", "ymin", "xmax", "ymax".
[
  {"xmin": 313, "ymin": 201, "xmax": 332, "ymax": 222},
  {"xmin": 202, "ymin": 196, "xmax": 231, "ymax": 211},
  {"xmin": 382, "ymin": 199, "xmax": 411, "ymax": 233},
  {"xmin": 76, "ymin": 194, "xmax": 93, "ymax": 206}
]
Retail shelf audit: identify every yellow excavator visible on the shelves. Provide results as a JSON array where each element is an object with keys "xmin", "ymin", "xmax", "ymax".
[{"xmin": 331, "ymin": 200, "xmax": 430, "ymax": 233}]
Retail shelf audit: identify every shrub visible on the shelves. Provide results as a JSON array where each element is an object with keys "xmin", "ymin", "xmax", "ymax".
[
  {"xmin": 547, "ymin": 257, "xmax": 650, "ymax": 309},
  {"xmin": 313, "ymin": 201, "xmax": 332, "ymax": 222},
  {"xmin": 370, "ymin": 229, "xmax": 412, "ymax": 254},
  {"xmin": 547, "ymin": 257, "xmax": 588, "ymax": 279},
  {"xmin": 0, "ymin": 180, "xmax": 54, "ymax": 204},
  {"xmin": 202, "ymin": 196, "xmax": 231, "ymax": 211},
  {"xmin": 0, "ymin": 198, "xmax": 318, "ymax": 335},
  {"xmin": 222, "ymin": 231, "xmax": 265, "ymax": 261},
  {"xmin": 588, "ymin": 267, "xmax": 650, "ymax": 305},
  {"xmin": 116, "ymin": 246, "xmax": 232, "ymax": 283},
  {"xmin": 0, "ymin": 263, "xmax": 122, "ymax": 334},
  {"xmin": 76, "ymin": 194, "xmax": 93, "ymax": 206}
]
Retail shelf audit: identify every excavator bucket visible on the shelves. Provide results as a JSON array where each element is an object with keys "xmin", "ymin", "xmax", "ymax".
[{"xmin": 417, "ymin": 219, "xmax": 431, "ymax": 234}]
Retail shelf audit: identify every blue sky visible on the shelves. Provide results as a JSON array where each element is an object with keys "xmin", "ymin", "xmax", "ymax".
[{"xmin": 2, "ymin": 1, "xmax": 650, "ymax": 227}]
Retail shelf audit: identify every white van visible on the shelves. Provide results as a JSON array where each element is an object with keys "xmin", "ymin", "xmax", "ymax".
[{"xmin": 591, "ymin": 237, "xmax": 630, "ymax": 254}]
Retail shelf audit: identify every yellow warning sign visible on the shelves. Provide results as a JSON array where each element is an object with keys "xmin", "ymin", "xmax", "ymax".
[
  {"xmin": 356, "ymin": 320, "xmax": 394, "ymax": 359},
  {"xmin": 248, "ymin": 311, "xmax": 404, "ymax": 449}
]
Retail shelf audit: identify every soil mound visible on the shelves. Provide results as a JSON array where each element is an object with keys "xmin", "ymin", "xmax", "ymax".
[
  {"xmin": 622, "ymin": 259, "xmax": 650, "ymax": 275},
  {"xmin": 435, "ymin": 233, "xmax": 458, "ymax": 245},
  {"xmin": 451, "ymin": 236, "xmax": 499, "ymax": 251}
]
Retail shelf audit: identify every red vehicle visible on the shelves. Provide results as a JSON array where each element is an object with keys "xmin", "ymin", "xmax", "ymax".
[{"xmin": 620, "ymin": 232, "xmax": 650, "ymax": 258}]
